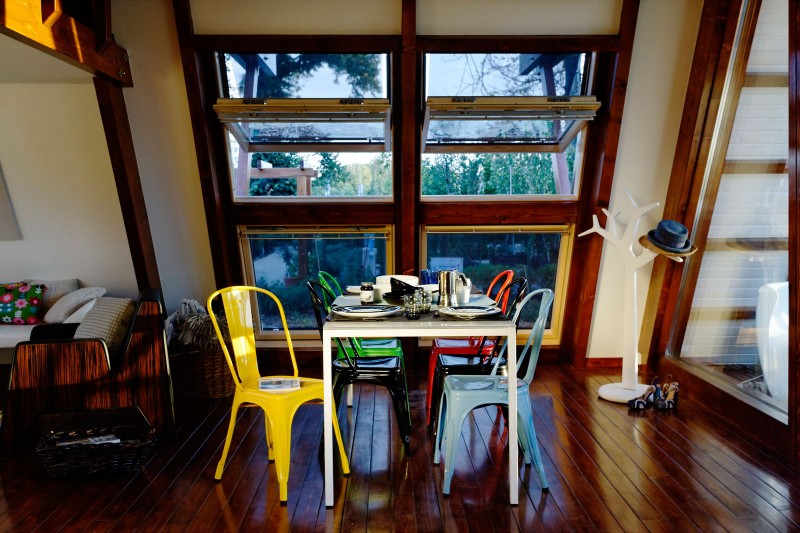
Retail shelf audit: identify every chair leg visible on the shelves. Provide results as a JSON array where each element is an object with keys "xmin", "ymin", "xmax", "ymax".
[
  {"xmin": 270, "ymin": 415, "xmax": 293, "ymax": 503},
  {"xmin": 515, "ymin": 408, "xmax": 532, "ymax": 465},
  {"xmin": 442, "ymin": 400, "xmax": 470, "ymax": 496},
  {"xmin": 429, "ymin": 365, "xmax": 443, "ymax": 435},
  {"xmin": 332, "ymin": 375, "xmax": 347, "ymax": 411},
  {"xmin": 425, "ymin": 350, "xmax": 438, "ymax": 425},
  {"xmin": 386, "ymin": 375, "xmax": 412, "ymax": 456},
  {"xmin": 264, "ymin": 411, "xmax": 275, "ymax": 461},
  {"xmin": 347, "ymin": 383, "xmax": 354, "ymax": 407},
  {"xmin": 519, "ymin": 399, "xmax": 548, "ymax": 490},
  {"xmin": 433, "ymin": 391, "xmax": 448, "ymax": 464},
  {"xmin": 215, "ymin": 398, "xmax": 242, "ymax": 480},
  {"xmin": 331, "ymin": 402, "xmax": 350, "ymax": 475}
]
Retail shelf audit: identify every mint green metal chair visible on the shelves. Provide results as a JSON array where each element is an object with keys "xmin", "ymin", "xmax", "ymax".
[{"xmin": 433, "ymin": 288, "xmax": 554, "ymax": 495}]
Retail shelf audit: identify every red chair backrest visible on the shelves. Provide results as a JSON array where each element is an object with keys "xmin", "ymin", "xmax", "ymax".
[{"xmin": 486, "ymin": 270, "xmax": 514, "ymax": 312}]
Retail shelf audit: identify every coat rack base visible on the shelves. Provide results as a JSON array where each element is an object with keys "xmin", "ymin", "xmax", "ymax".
[{"xmin": 598, "ymin": 382, "xmax": 650, "ymax": 403}]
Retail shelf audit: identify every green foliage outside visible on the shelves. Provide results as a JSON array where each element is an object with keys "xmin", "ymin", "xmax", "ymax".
[
  {"xmin": 249, "ymin": 231, "xmax": 561, "ymax": 331},
  {"xmin": 250, "ymin": 235, "xmax": 387, "ymax": 330},
  {"xmin": 421, "ymin": 145, "xmax": 577, "ymax": 196}
]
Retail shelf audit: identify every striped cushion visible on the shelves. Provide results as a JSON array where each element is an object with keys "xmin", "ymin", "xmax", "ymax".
[{"xmin": 74, "ymin": 297, "xmax": 134, "ymax": 352}]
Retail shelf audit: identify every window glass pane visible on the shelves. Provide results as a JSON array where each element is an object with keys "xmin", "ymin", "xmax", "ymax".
[
  {"xmin": 423, "ymin": 227, "xmax": 568, "ymax": 332},
  {"xmin": 426, "ymin": 53, "xmax": 588, "ymax": 97},
  {"xmin": 230, "ymin": 146, "xmax": 392, "ymax": 199},
  {"xmin": 426, "ymin": 117, "xmax": 577, "ymax": 146},
  {"xmin": 421, "ymin": 130, "xmax": 583, "ymax": 197},
  {"xmin": 677, "ymin": 0, "xmax": 788, "ymax": 419},
  {"xmin": 243, "ymin": 228, "xmax": 391, "ymax": 332},
  {"xmin": 219, "ymin": 52, "xmax": 392, "ymax": 200},
  {"xmin": 236, "ymin": 121, "xmax": 387, "ymax": 146},
  {"xmin": 222, "ymin": 53, "xmax": 388, "ymax": 99}
]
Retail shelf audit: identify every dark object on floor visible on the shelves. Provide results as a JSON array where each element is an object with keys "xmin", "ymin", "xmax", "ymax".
[{"xmin": 36, "ymin": 407, "xmax": 155, "ymax": 477}]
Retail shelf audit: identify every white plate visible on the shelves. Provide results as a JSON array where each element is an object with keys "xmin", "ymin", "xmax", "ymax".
[
  {"xmin": 332, "ymin": 304, "xmax": 401, "ymax": 319},
  {"xmin": 345, "ymin": 285, "xmax": 362, "ymax": 295},
  {"xmin": 375, "ymin": 274, "xmax": 419, "ymax": 287},
  {"xmin": 438, "ymin": 305, "xmax": 502, "ymax": 320}
]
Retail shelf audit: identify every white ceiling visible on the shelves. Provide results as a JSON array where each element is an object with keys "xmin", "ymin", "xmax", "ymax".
[{"xmin": 0, "ymin": 32, "xmax": 93, "ymax": 84}]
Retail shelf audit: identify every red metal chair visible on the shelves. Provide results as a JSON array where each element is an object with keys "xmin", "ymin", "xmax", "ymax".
[{"xmin": 424, "ymin": 269, "xmax": 514, "ymax": 425}]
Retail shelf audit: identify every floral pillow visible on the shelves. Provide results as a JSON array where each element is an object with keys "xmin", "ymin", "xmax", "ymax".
[{"xmin": 0, "ymin": 282, "xmax": 47, "ymax": 325}]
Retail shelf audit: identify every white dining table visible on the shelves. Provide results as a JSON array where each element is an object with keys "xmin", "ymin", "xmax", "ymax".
[{"xmin": 321, "ymin": 294, "xmax": 520, "ymax": 506}]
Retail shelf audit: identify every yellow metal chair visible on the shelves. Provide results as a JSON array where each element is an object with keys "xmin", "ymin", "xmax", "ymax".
[{"xmin": 207, "ymin": 286, "xmax": 350, "ymax": 503}]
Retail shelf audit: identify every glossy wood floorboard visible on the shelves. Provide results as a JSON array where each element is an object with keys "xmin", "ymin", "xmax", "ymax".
[{"xmin": 1, "ymin": 361, "xmax": 799, "ymax": 532}]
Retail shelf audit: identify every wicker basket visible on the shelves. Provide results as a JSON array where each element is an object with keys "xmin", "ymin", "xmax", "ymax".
[
  {"xmin": 36, "ymin": 407, "xmax": 155, "ymax": 477},
  {"xmin": 169, "ymin": 344, "xmax": 235, "ymax": 399}
]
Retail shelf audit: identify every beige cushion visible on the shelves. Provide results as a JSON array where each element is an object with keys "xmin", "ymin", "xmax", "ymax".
[
  {"xmin": 25, "ymin": 278, "xmax": 79, "ymax": 312},
  {"xmin": 63, "ymin": 298, "xmax": 97, "ymax": 324},
  {"xmin": 74, "ymin": 297, "xmax": 134, "ymax": 352},
  {"xmin": 44, "ymin": 287, "xmax": 107, "ymax": 324}
]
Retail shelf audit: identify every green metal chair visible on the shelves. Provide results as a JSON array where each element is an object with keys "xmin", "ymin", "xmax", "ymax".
[
  {"xmin": 307, "ymin": 281, "xmax": 412, "ymax": 454},
  {"xmin": 307, "ymin": 280, "xmax": 405, "ymax": 405},
  {"xmin": 315, "ymin": 272, "xmax": 402, "ymax": 354},
  {"xmin": 317, "ymin": 271, "xmax": 343, "ymax": 307},
  {"xmin": 433, "ymin": 288, "xmax": 554, "ymax": 495}
]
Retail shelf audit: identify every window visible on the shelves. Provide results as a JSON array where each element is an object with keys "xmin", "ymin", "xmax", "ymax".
[
  {"xmin": 240, "ymin": 226, "xmax": 393, "ymax": 335},
  {"xmin": 422, "ymin": 53, "xmax": 596, "ymax": 198},
  {"xmin": 421, "ymin": 225, "xmax": 572, "ymax": 343},
  {"xmin": 671, "ymin": 0, "xmax": 788, "ymax": 421},
  {"xmin": 214, "ymin": 53, "xmax": 392, "ymax": 200},
  {"xmin": 190, "ymin": 22, "xmax": 631, "ymax": 361}
]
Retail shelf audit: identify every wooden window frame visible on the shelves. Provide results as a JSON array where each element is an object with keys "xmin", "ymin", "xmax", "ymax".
[
  {"xmin": 173, "ymin": 0, "xmax": 640, "ymax": 366},
  {"xmin": 642, "ymin": 0, "xmax": 800, "ymax": 466}
]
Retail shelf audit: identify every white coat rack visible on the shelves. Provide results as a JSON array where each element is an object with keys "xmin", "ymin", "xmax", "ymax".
[{"xmin": 579, "ymin": 190, "xmax": 684, "ymax": 403}]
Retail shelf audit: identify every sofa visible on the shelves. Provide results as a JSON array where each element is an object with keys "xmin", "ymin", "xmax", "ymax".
[
  {"xmin": 0, "ymin": 279, "xmax": 105, "ymax": 364},
  {"xmin": 0, "ymin": 286, "xmax": 176, "ymax": 454}
]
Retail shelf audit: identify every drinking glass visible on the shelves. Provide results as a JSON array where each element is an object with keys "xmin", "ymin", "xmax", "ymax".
[{"xmin": 403, "ymin": 294, "xmax": 421, "ymax": 320}]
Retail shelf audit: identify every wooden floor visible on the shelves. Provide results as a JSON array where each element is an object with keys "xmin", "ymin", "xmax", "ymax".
[{"xmin": 1, "ymin": 359, "xmax": 800, "ymax": 532}]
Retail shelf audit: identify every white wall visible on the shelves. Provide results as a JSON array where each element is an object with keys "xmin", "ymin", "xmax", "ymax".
[
  {"xmin": 0, "ymin": 84, "xmax": 138, "ymax": 296},
  {"xmin": 190, "ymin": 0, "xmax": 402, "ymax": 34},
  {"xmin": 587, "ymin": 0, "xmax": 703, "ymax": 359},
  {"xmin": 112, "ymin": 1, "xmax": 216, "ymax": 312}
]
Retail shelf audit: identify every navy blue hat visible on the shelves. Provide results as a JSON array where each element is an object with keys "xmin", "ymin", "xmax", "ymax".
[{"xmin": 642, "ymin": 220, "xmax": 696, "ymax": 255}]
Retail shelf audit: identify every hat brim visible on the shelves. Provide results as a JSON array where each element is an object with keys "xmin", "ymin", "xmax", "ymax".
[{"xmin": 639, "ymin": 234, "xmax": 697, "ymax": 258}]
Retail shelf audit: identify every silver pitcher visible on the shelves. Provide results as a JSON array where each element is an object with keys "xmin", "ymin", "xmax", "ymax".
[{"xmin": 437, "ymin": 270, "xmax": 459, "ymax": 308}]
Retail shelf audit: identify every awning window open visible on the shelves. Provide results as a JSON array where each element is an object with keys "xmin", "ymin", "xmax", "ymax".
[
  {"xmin": 214, "ymin": 97, "xmax": 391, "ymax": 153},
  {"xmin": 423, "ymin": 95, "xmax": 600, "ymax": 153}
]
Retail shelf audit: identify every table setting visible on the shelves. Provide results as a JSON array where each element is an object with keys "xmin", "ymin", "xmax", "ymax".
[
  {"xmin": 319, "ymin": 269, "xmax": 522, "ymax": 506},
  {"xmin": 334, "ymin": 270, "xmax": 497, "ymax": 321}
]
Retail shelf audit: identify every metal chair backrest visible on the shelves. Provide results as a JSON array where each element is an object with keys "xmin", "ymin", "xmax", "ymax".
[
  {"xmin": 483, "ymin": 277, "xmax": 528, "ymax": 362},
  {"xmin": 473, "ymin": 277, "xmax": 528, "ymax": 364},
  {"xmin": 207, "ymin": 286, "xmax": 298, "ymax": 387},
  {"xmin": 486, "ymin": 269, "xmax": 515, "ymax": 312},
  {"xmin": 306, "ymin": 280, "xmax": 360, "ymax": 369},
  {"xmin": 497, "ymin": 277, "xmax": 528, "ymax": 320},
  {"xmin": 490, "ymin": 288, "xmax": 554, "ymax": 379},
  {"xmin": 318, "ymin": 271, "xmax": 343, "ymax": 307}
]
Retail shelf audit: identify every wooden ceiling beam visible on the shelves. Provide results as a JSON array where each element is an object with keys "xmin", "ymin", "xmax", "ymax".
[{"xmin": 0, "ymin": 0, "xmax": 132, "ymax": 86}]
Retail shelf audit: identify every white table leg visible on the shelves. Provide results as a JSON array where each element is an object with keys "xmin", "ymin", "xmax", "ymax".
[
  {"xmin": 507, "ymin": 329, "xmax": 518, "ymax": 505},
  {"xmin": 323, "ymin": 334, "xmax": 334, "ymax": 507}
]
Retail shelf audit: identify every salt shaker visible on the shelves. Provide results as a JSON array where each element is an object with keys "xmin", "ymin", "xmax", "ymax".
[{"xmin": 360, "ymin": 282, "xmax": 374, "ymax": 304}]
